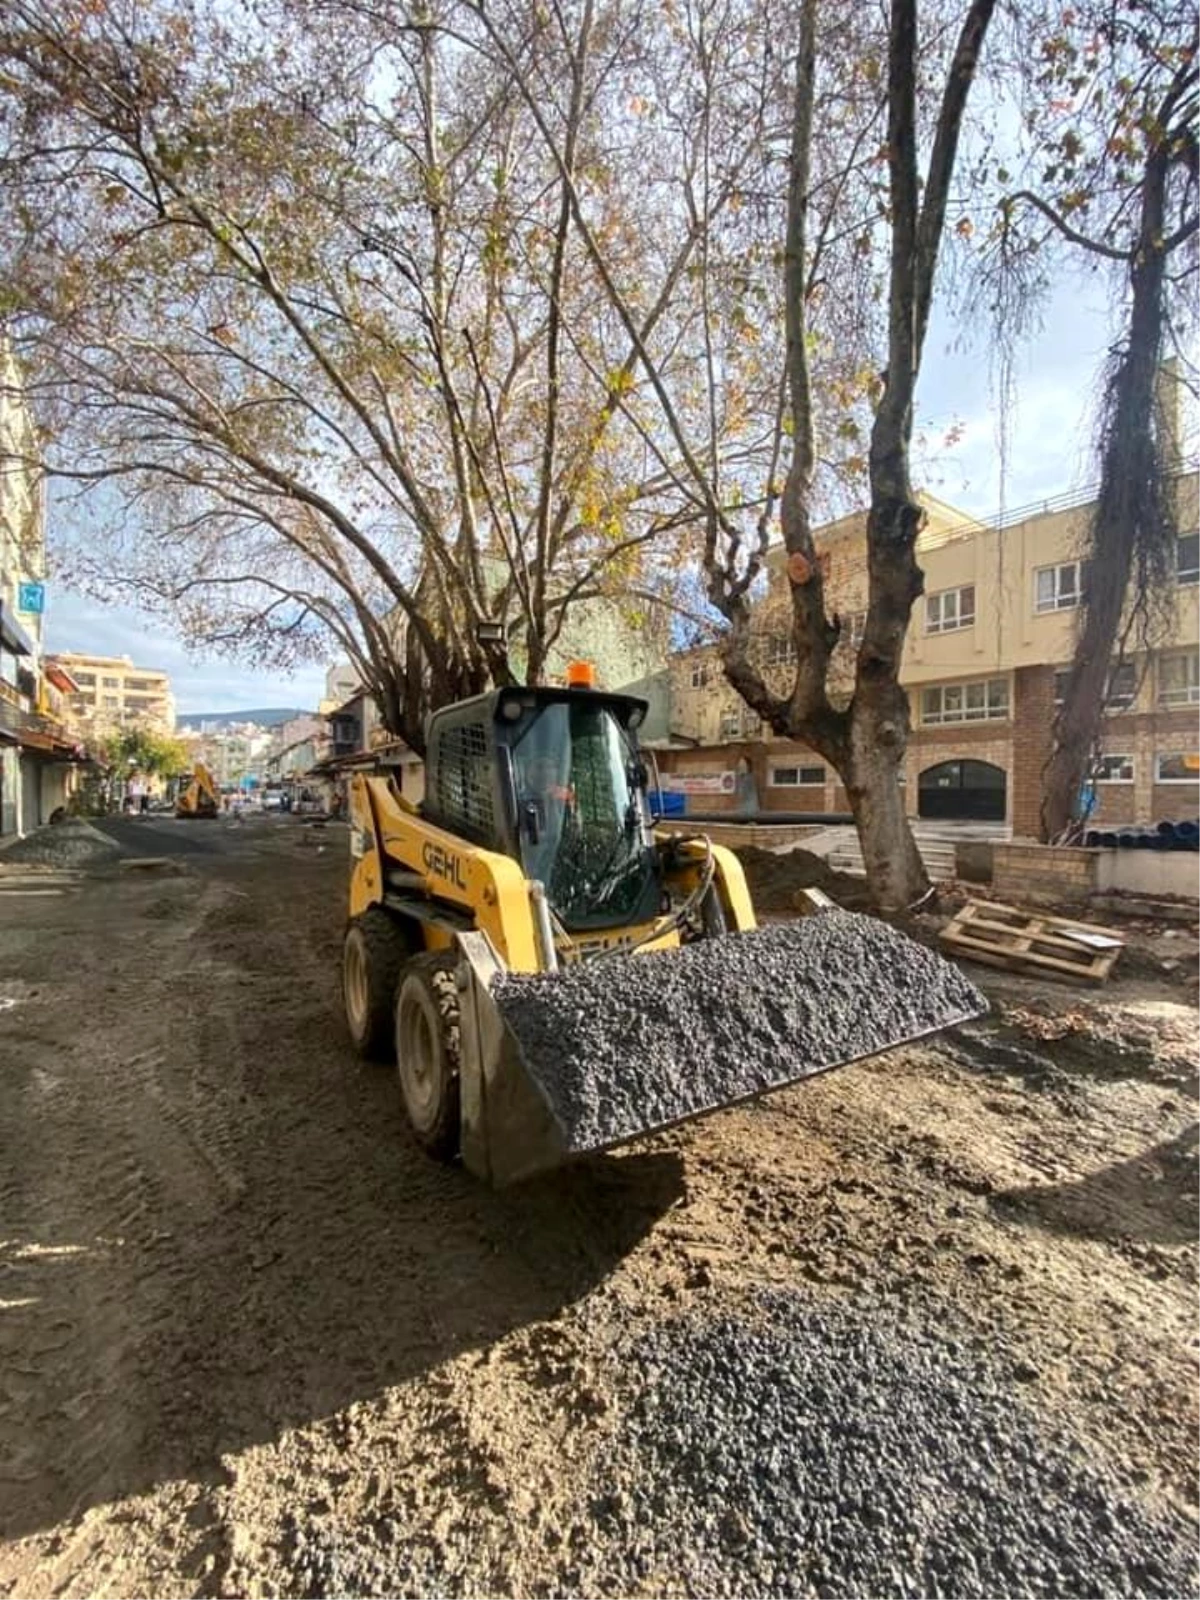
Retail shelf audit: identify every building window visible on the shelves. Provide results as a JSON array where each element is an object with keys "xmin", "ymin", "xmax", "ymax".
[
  {"xmin": 765, "ymin": 634, "xmax": 797, "ymax": 666},
  {"xmin": 1178, "ymin": 534, "xmax": 1199, "ymax": 586},
  {"xmin": 741, "ymin": 710, "xmax": 762, "ymax": 738},
  {"xmin": 690, "ymin": 663, "xmax": 709, "ymax": 689},
  {"xmin": 74, "ymin": 672, "xmax": 95, "ymax": 687},
  {"xmin": 926, "ymin": 585, "xmax": 975, "ymax": 634},
  {"xmin": 921, "ymin": 678, "xmax": 1009, "ymax": 724},
  {"xmin": 770, "ymin": 765, "xmax": 825, "ymax": 787},
  {"xmin": 1156, "ymin": 752, "xmax": 1199, "ymax": 783},
  {"xmin": 719, "ymin": 708, "xmax": 742, "ymax": 739},
  {"xmin": 1035, "ymin": 560, "xmax": 1090, "ymax": 613},
  {"xmin": 102, "ymin": 695, "xmax": 119, "ymax": 709},
  {"xmin": 102, "ymin": 676, "xmax": 120, "ymax": 688},
  {"xmin": 838, "ymin": 611, "xmax": 866, "ymax": 650},
  {"xmin": 1054, "ymin": 661, "xmax": 1137, "ymax": 711},
  {"xmin": 1093, "ymin": 755, "xmax": 1134, "ymax": 784},
  {"xmin": 1158, "ymin": 650, "xmax": 1199, "ymax": 706}
]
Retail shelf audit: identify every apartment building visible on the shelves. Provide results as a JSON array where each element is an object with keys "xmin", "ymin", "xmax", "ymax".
[
  {"xmin": 0, "ymin": 341, "xmax": 84, "ymax": 836},
  {"xmin": 658, "ymin": 469, "xmax": 1199, "ymax": 834},
  {"xmin": 49, "ymin": 652, "xmax": 176, "ymax": 738}
]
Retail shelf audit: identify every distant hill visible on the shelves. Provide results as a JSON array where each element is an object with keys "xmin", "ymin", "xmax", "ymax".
[{"xmin": 176, "ymin": 706, "xmax": 311, "ymax": 731}]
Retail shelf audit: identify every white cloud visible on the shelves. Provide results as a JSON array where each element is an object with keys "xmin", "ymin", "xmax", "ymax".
[{"xmin": 43, "ymin": 589, "xmax": 329, "ymax": 717}]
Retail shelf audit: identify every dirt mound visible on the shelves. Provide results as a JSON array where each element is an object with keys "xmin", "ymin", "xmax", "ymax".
[
  {"xmin": 1, "ymin": 818, "xmax": 123, "ymax": 869},
  {"xmin": 736, "ymin": 843, "xmax": 873, "ymax": 912}
]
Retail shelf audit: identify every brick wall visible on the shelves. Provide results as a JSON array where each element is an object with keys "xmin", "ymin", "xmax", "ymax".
[
  {"xmin": 761, "ymin": 784, "xmax": 826, "ymax": 812},
  {"xmin": 1089, "ymin": 786, "xmax": 1137, "ymax": 825},
  {"xmin": 1151, "ymin": 785, "xmax": 1200, "ymax": 822},
  {"xmin": 993, "ymin": 842, "xmax": 1098, "ymax": 906},
  {"xmin": 1011, "ymin": 665, "xmax": 1055, "ymax": 836},
  {"xmin": 654, "ymin": 747, "xmax": 740, "ymax": 813}
]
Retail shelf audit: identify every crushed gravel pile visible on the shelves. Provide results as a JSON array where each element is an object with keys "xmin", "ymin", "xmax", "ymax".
[
  {"xmin": 570, "ymin": 1290, "xmax": 1198, "ymax": 1598},
  {"xmin": 736, "ymin": 843, "xmax": 873, "ymax": 912},
  {"xmin": 258, "ymin": 1290, "xmax": 1196, "ymax": 1599},
  {"xmin": 493, "ymin": 911, "xmax": 985, "ymax": 1152},
  {"xmin": 0, "ymin": 818, "xmax": 122, "ymax": 868}
]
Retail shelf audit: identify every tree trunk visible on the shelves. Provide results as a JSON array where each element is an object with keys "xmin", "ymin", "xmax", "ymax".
[
  {"xmin": 844, "ymin": 726, "xmax": 926, "ymax": 912},
  {"xmin": 1040, "ymin": 141, "xmax": 1172, "ymax": 841}
]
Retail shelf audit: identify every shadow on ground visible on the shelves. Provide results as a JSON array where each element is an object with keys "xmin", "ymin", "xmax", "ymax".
[
  {"xmin": 991, "ymin": 1125, "xmax": 1199, "ymax": 1246},
  {"xmin": 1, "ymin": 1124, "xmax": 683, "ymax": 1541},
  {"xmin": 0, "ymin": 846, "xmax": 685, "ymax": 1541}
]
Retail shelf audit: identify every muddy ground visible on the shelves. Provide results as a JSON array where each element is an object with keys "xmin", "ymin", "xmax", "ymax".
[{"xmin": 0, "ymin": 817, "xmax": 1196, "ymax": 1597}]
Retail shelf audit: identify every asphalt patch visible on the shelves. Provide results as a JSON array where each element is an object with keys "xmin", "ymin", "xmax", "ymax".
[{"xmin": 492, "ymin": 910, "xmax": 986, "ymax": 1152}]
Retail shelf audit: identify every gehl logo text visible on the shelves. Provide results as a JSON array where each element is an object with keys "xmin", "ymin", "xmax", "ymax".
[{"xmin": 422, "ymin": 840, "xmax": 467, "ymax": 891}]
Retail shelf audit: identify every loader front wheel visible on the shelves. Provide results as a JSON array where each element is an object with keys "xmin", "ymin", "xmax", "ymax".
[
  {"xmin": 343, "ymin": 909, "xmax": 409, "ymax": 1061},
  {"xmin": 395, "ymin": 954, "xmax": 462, "ymax": 1162}
]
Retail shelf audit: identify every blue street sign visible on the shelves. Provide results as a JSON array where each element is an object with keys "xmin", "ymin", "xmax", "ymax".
[{"xmin": 17, "ymin": 582, "xmax": 45, "ymax": 615}]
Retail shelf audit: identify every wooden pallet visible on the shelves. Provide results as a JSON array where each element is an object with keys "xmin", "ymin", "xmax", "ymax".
[{"xmin": 939, "ymin": 899, "xmax": 1125, "ymax": 984}]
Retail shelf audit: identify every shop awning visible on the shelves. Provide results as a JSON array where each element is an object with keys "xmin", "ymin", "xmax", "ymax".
[
  {"xmin": 0, "ymin": 606, "xmax": 34, "ymax": 656},
  {"xmin": 45, "ymin": 662, "xmax": 80, "ymax": 694},
  {"xmin": 18, "ymin": 727, "xmax": 87, "ymax": 760}
]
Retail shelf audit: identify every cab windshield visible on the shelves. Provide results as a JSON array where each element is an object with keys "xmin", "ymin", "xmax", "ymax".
[{"xmin": 507, "ymin": 700, "xmax": 656, "ymax": 931}]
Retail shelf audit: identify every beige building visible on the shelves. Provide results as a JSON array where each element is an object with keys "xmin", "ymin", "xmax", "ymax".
[
  {"xmin": 660, "ymin": 470, "xmax": 1199, "ymax": 835},
  {"xmin": 1, "ymin": 341, "xmax": 85, "ymax": 836},
  {"xmin": 50, "ymin": 652, "xmax": 176, "ymax": 738}
]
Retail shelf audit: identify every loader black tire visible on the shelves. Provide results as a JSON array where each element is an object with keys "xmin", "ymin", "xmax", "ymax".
[
  {"xmin": 343, "ymin": 909, "xmax": 410, "ymax": 1061},
  {"xmin": 395, "ymin": 952, "xmax": 462, "ymax": 1163}
]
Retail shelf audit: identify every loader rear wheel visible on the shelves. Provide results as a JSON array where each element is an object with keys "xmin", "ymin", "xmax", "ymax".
[
  {"xmin": 395, "ymin": 953, "xmax": 461, "ymax": 1162},
  {"xmin": 343, "ymin": 909, "xmax": 409, "ymax": 1061}
]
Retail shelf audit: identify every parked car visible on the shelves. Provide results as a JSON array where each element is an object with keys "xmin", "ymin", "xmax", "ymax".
[{"xmin": 261, "ymin": 790, "xmax": 285, "ymax": 812}]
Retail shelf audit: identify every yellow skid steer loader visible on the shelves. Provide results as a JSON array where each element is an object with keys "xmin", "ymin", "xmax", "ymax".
[{"xmin": 343, "ymin": 673, "xmax": 985, "ymax": 1185}]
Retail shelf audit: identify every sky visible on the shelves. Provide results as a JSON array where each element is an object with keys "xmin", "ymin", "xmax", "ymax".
[
  {"xmin": 38, "ymin": 261, "xmax": 1176, "ymax": 719},
  {"xmin": 41, "ymin": 589, "xmax": 329, "ymax": 719}
]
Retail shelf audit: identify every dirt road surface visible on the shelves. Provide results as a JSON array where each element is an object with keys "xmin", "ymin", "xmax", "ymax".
[{"xmin": 1, "ymin": 817, "xmax": 1196, "ymax": 1596}]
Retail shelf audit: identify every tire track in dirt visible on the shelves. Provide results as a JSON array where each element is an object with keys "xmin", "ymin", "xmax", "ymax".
[{"xmin": 0, "ymin": 871, "xmax": 255, "ymax": 1544}]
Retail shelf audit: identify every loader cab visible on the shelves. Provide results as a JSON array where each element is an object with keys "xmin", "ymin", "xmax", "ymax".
[{"xmin": 423, "ymin": 685, "xmax": 661, "ymax": 933}]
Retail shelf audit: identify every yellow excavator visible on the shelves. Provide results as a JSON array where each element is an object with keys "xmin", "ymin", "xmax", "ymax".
[
  {"xmin": 175, "ymin": 761, "xmax": 220, "ymax": 818},
  {"xmin": 344, "ymin": 668, "xmax": 985, "ymax": 1185}
]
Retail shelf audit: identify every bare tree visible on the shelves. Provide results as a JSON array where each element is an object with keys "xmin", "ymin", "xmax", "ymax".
[
  {"xmin": 0, "ymin": 0, "xmax": 741, "ymax": 748},
  {"xmin": 476, "ymin": 0, "xmax": 997, "ymax": 909},
  {"xmin": 995, "ymin": 1, "xmax": 1198, "ymax": 840}
]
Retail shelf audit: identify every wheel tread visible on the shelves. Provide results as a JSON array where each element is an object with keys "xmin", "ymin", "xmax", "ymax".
[
  {"xmin": 396, "ymin": 951, "xmax": 462, "ymax": 1162},
  {"xmin": 343, "ymin": 909, "xmax": 412, "ymax": 1060}
]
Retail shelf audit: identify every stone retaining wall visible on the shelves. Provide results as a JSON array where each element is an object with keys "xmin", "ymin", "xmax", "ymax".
[{"xmin": 992, "ymin": 842, "xmax": 1097, "ymax": 907}]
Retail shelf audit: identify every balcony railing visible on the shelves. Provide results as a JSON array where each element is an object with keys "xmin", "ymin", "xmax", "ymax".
[{"xmin": 0, "ymin": 694, "xmax": 78, "ymax": 745}]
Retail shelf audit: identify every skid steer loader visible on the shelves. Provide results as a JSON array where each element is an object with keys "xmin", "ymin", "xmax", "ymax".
[{"xmin": 342, "ymin": 668, "xmax": 985, "ymax": 1185}]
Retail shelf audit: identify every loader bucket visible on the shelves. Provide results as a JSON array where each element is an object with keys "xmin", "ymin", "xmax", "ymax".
[{"xmin": 453, "ymin": 909, "xmax": 987, "ymax": 1187}]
